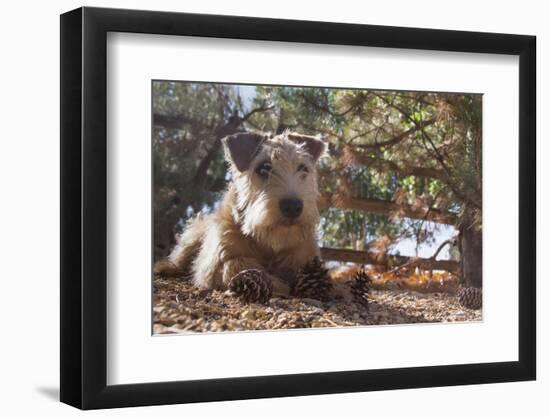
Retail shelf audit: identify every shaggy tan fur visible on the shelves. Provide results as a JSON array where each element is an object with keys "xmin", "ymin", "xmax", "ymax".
[{"xmin": 156, "ymin": 130, "xmax": 360, "ymax": 302}]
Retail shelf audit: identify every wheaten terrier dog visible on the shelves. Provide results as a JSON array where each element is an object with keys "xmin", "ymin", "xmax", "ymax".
[{"xmin": 155, "ymin": 130, "xmax": 366, "ymax": 304}]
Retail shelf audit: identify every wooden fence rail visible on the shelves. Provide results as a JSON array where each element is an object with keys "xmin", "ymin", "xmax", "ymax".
[
  {"xmin": 320, "ymin": 247, "xmax": 459, "ymax": 273},
  {"xmin": 318, "ymin": 194, "xmax": 457, "ymax": 225}
]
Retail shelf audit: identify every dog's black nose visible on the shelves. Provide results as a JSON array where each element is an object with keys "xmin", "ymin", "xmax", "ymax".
[{"xmin": 279, "ymin": 198, "xmax": 303, "ymax": 219}]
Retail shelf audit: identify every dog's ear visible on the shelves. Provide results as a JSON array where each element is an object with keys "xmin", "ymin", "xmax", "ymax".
[
  {"xmin": 222, "ymin": 132, "xmax": 266, "ymax": 172},
  {"xmin": 287, "ymin": 133, "xmax": 327, "ymax": 162}
]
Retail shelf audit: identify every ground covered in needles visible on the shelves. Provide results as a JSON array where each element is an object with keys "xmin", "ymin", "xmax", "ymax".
[{"xmin": 153, "ymin": 276, "xmax": 481, "ymax": 334}]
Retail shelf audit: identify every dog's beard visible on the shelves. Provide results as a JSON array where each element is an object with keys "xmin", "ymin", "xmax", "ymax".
[{"xmin": 262, "ymin": 222, "xmax": 317, "ymax": 252}]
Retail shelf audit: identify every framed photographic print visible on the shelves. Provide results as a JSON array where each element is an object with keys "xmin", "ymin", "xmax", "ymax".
[{"xmin": 60, "ymin": 6, "xmax": 536, "ymax": 409}]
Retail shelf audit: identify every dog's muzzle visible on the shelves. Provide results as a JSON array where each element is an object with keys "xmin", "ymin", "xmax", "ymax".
[{"xmin": 279, "ymin": 198, "xmax": 303, "ymax": 219}]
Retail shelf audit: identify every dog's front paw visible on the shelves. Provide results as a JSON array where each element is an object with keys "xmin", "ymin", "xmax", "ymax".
[
  {"xmin": 229, "ymin": 269, "xmax": 273, "ymax": 304},
  {"xmin": 153, "ymin": 259, "xmax": 185, "ymax": 278}
]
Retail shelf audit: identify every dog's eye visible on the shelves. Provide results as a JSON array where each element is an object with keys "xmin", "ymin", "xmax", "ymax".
[
  {"xmin": 297, "ymin": 164, "xmax": 309, "ymax": 173},
  {"xmin": 255, "ymin": 161, "xmax": 272, "ymax": 178}
]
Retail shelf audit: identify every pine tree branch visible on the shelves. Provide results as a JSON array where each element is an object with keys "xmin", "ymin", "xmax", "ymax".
[
  {"xmin": 354, "ymin": 118, "xmax": 436, "ymax": 149},
  {"xmin": 153, "ymin": 113, "xmax": 193, "ymax": 129},
  {"xmin": 242, "ymin": 104, "xmax": 275, "ymax": 121},
  {"xmin": 299, "ymin": 91, "xmax": 362, "ymax": 118},
  {"xmin": 372, "ymin": 92, "xmax": 482, "ymax": 210},
  {"xmin": 344, "ymin": 149, "xmax": 446, "ymax": 180}
]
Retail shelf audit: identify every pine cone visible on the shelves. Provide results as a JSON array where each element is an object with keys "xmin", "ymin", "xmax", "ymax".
[
  {"xmin": 348, "ymin": 268, "xmax": 372, "ymax": 308},
  {"xmin": 293, "ymin": 257, "xmax": 332, "ymax": 301},
  {"xmin": 229, "ymin": 269, "xmax": 273, "ymax": 304},
  {"xmin": 458, "ymin": 286, "xmax": 482, "ymax": 310}
]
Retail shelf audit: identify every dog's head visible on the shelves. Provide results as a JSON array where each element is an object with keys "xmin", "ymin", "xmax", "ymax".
[{"xmin": 222, "ymin": 130, "xmax": 326, "ymax": 251}]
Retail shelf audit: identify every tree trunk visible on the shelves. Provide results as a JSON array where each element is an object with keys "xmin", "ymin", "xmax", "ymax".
[{"xmin": 459, "ymin": 214, "xmax": 483, "ymax": 288}]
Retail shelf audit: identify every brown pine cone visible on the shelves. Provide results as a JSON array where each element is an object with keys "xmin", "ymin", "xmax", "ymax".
[
  {"xmin": 293, "ymin": 257, "xmax": 332, "ymax": 301},
  {"xmin": 229, "ymin": 269, "xmax": 273, "ymax": 304},
  {"xmin": 348, "ymin": 268, "xmax": 372, "ymax": 309},
  {"xmin": 458, "ymin": 286, "xmax": 482, "ymax": 310}
]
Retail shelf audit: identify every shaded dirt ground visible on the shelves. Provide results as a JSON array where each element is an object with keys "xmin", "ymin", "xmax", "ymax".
[{"xmin": 153, "ymin": 277, "xmax": 481, "ymax": 334}]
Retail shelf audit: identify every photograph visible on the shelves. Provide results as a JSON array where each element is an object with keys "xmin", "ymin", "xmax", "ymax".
[{"xmin": 152, "ymin": 81, "xmax": 483, "ymax": 334}]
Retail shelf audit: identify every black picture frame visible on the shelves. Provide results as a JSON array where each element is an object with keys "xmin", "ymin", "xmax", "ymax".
[{"xmin": 60, "ymin": 6, "xmax": 536, "ymax": 410}]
